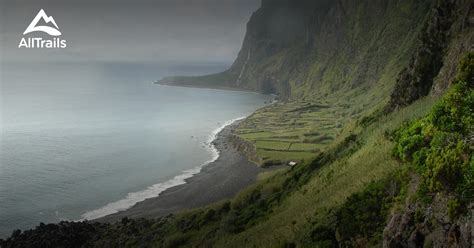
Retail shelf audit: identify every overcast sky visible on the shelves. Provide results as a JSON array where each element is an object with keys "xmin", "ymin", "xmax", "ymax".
[{"xmin": 0, "ymin": 0, "xmax": 259, "ymax": 64}]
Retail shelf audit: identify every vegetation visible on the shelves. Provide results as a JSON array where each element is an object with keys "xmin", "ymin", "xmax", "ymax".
[
  {"xmin": 300, "ymin": 175, "xmax": 407, "ymax": 247},
  {"xmin": 158, "ymin": 0, "xmax": 435, "ymax": 104},
  {"xmin": 2, "ymin": 64, "xmax": 471, "ymax": 246},
  {"xmin": 1, "ymin": 92, "xmax": 436, "ymax": 247},
  {"xmin": 236, "ymin": 101, "xmax": 344, "ymax": 164},
  {"xmin": 385, "ymin": 0, "xmax": 460, "ymax": 111},
  {"xmin": 2, "ymin": 0, "xmax": 473, "ymax": 247},
  {"xmin": 392, "ymin": 53, "xmax": 474, "ymax": 217}
]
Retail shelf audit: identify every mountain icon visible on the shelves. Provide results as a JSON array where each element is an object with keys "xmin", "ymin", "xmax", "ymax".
[{"xmin": 23, "ymin": 9, "xmax": 62, "ymax": 36}]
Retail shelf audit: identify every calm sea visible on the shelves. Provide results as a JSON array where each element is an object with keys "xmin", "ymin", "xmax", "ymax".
[{"xmin": 0, "ymin": 62, "xmax": 272, "ymax": 237}]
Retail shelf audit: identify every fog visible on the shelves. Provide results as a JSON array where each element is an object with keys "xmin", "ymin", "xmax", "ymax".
[{"xmin": 0, "ymin": 0, "xmax": 259, "ymax": 64}]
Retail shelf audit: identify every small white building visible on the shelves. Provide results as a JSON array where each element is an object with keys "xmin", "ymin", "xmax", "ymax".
[{"xmin": 288, "ymin": 161, "xmax": 297, "ymax": 166}]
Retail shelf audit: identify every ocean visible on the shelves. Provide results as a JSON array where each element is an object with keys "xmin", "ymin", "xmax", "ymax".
[{"xmin": 0, "ymin": 62, "xmax": 272, "ymax": 237}]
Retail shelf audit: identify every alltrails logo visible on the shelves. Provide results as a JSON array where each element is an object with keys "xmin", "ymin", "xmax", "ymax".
[{"xmin": 19, "ymin": 9, "xmax": 67, "ymax": 49}]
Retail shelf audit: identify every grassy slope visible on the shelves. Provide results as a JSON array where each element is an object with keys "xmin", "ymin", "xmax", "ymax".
[
  {"xmin": 157, "ymin": 0, "xmax": 431, "ymax": 101},
  {"xmin": 127, "ymin": 2, "xmax": 472, "ymax": 244},
  {"xmin": 136, "ymin": 52, "xmax": 468, "ymax": 247},
  {"xmin": 0, "ymin": 93, "xmax": 450, "ymax": 248},
  {"xmin": 77, "ymin": 94, "xmax": 438, "ymax": 248},
  {"xmin": 211, "ymin": 97, "xmax": 438, "ymax": 247},
  {"xmin": 2, "ymin": 79, "xmax": 467, "ymax": 247},
  {"xmin": 236, "ymin": 101, "xmax": 342, "ymax": 164},
  {"xmin": 229, "ymin": 0, "xmax": 434, "ymax": 164},
  {"xmin": 2, "ymin": 0, "xmax": 472, "ymax": 247},
  {"xmin": 155, "ymin": 1, "xmax": 435, "ymax": 165}
]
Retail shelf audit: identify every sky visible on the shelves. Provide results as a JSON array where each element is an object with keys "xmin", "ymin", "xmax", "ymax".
[{"xmin": 0, "ymin": 0, "xmax": 259, "ymax": 64}]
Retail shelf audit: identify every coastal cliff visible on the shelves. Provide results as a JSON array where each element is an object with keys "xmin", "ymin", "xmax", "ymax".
[
  {"xmin": 159, "ymin": 0, "xmax": 471, "ymax": 103},
  {"xmin": 2, "ymin": 0, "xmax": 473, "ymax": 247}
]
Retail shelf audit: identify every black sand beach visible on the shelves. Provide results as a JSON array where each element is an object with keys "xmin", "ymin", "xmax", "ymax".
[{"xmin": 98, "ymin": 120, "xmax": 268, "ymax": 223}]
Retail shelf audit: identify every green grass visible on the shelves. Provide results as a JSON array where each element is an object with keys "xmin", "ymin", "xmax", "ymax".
[
  {"xmin": 391, "ymin": 54, "xmax": 474, "ymax": 218},
  {"xmin": 212, "ymin": 95, "xmax": 438, "ymax": 247},
  {"xmin": 255, "ymin": 140, "xmax": 291, "ymax": 150},
  {"xmin": 5, "ymin": 1, "xmax": 469, "ymax": 247},
  {"xmin": 288, "ymin": 143, "xmax": 321, "ymax": 151},
  {"xmin": 257, "ymin": 149, "xmax": 316, "ymax": 163},
  {"xmin": 236, "ymin": 101, "xmax": 349, "ymax": 164},
  {"xmin": 4, "ymin": 95, "xmax": 437, "ymax": 248}
]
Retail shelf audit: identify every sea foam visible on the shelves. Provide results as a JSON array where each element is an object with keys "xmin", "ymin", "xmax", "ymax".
[{"xmin": 80, "ymin": 116, "xmax": 245, "ymax": 220}]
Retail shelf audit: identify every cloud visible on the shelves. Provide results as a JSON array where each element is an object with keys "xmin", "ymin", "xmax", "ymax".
[{"xmin": 0, "ymin": 0, "xmax": 259, "ymax": 64}]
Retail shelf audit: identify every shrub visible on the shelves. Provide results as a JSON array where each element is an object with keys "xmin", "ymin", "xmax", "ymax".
[
  {"xmin": 447, "ymin": 198, "xmax": 462, "ymax": 220},
  {"xmin": 391, "ymin": 52, "xmax": 473, "ymax": 213},
  {"xmin": 163, "ymin": 233, "xmax": 189, "ymax": 248},
  {"xmin": 424, "ymin": 141, "xmax": 470, "ymax": 191},
  {"xmin": 334, "ymin": 178, "xmax": 402, "ymax": 246},
  {"xmin": 309, "ymin": 225, "xmax": 338, "ymax": 247}
]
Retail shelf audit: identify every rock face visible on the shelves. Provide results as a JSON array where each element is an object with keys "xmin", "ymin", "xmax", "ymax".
[
  {"xmin": 159, "ymin": 4, "xmax": 473, "ymax": 246},
  {"xmin": 380, "ymin": 168, "xmax": 473, "ymax": 248},
  {"xmin": 383, "ymin": 196, "xmax": 472, "ymax": 248},
  {"xmin": 2, "ymin": 1, "xmax": 473, "ymax": 247},
  {"xmin": 385, "ymin": 0, "xmax": 474, "ymax": 112},
  {"xmin": 160, "ymin": 0, "xmax": 432, "ymax": 100},
  {"xmin": 227, "ymin": 130, "xmax": 262, "ymax": 165},
  {"xmin": 160, "ymin": 0, "xmax": 472, "ymax": 105},
  {"xmin": 224, "ymin": 0, "xmax": 333, "ymax": 97}
]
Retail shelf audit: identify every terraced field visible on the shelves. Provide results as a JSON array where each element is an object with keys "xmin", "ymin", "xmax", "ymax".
[{"xmin": 236, "ymin": 100, "xmax": 355, "ymax": 165}]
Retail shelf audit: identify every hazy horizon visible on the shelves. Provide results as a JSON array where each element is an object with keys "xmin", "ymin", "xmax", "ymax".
[
  {"xmin": 0, "ymin": 0, "xmax": 259, "ymax": 65},
  {"xmin": 0, "ymin": 0, "xmax": 268, "ymax": 237}
]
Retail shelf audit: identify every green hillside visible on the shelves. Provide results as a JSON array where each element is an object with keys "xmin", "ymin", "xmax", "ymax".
[
  {"xmin": 2, "ymin": 0, "xmax": 473, "ymax": 247},
  {"xmin": 159, "ymin": 0, "xmax": 472, "ymax": 164}
]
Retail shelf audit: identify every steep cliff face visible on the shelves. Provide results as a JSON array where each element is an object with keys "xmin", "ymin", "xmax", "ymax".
[
  {"xmin": 229, "ymin": 0, "xmax": 430, "ymax": 99},
  {"xmin": 160, "ymin": 0, "xmax": 433, "ymax": 102},
  {"xmin": 224, "ymin": 0, "xmax": 333, "ymax": 96},
  {"xmin": 160, "ymin": 0, "xmax": 472, "ymax": 106},
  {"xmin": 2, "ymin": 1, "xmax": 472, "ymax": 247},
  {"xmin": 386, "ymin": 0, "xmax": 474, "ymax": 112}
]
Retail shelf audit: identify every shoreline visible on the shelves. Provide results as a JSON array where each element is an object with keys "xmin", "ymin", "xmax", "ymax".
[
  {"xmin": 156, "ymin": 83, "xmax": 279, "ymax": 105},
  {"xmin": 97, "ymin": 117, "xmax": 270, "ymax": 223},
  {"xmin": 155, "ymin": 83, "xmax": 260, "ymax": 94},
  {"xmin": 81, "ymin": 117, "xmax": 245, "ymax": 221}
]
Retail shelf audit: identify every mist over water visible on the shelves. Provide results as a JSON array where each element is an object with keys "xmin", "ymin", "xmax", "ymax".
[{"xmin": 0, "ymin": 62, "xmax": 272, "ymax": 237}]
